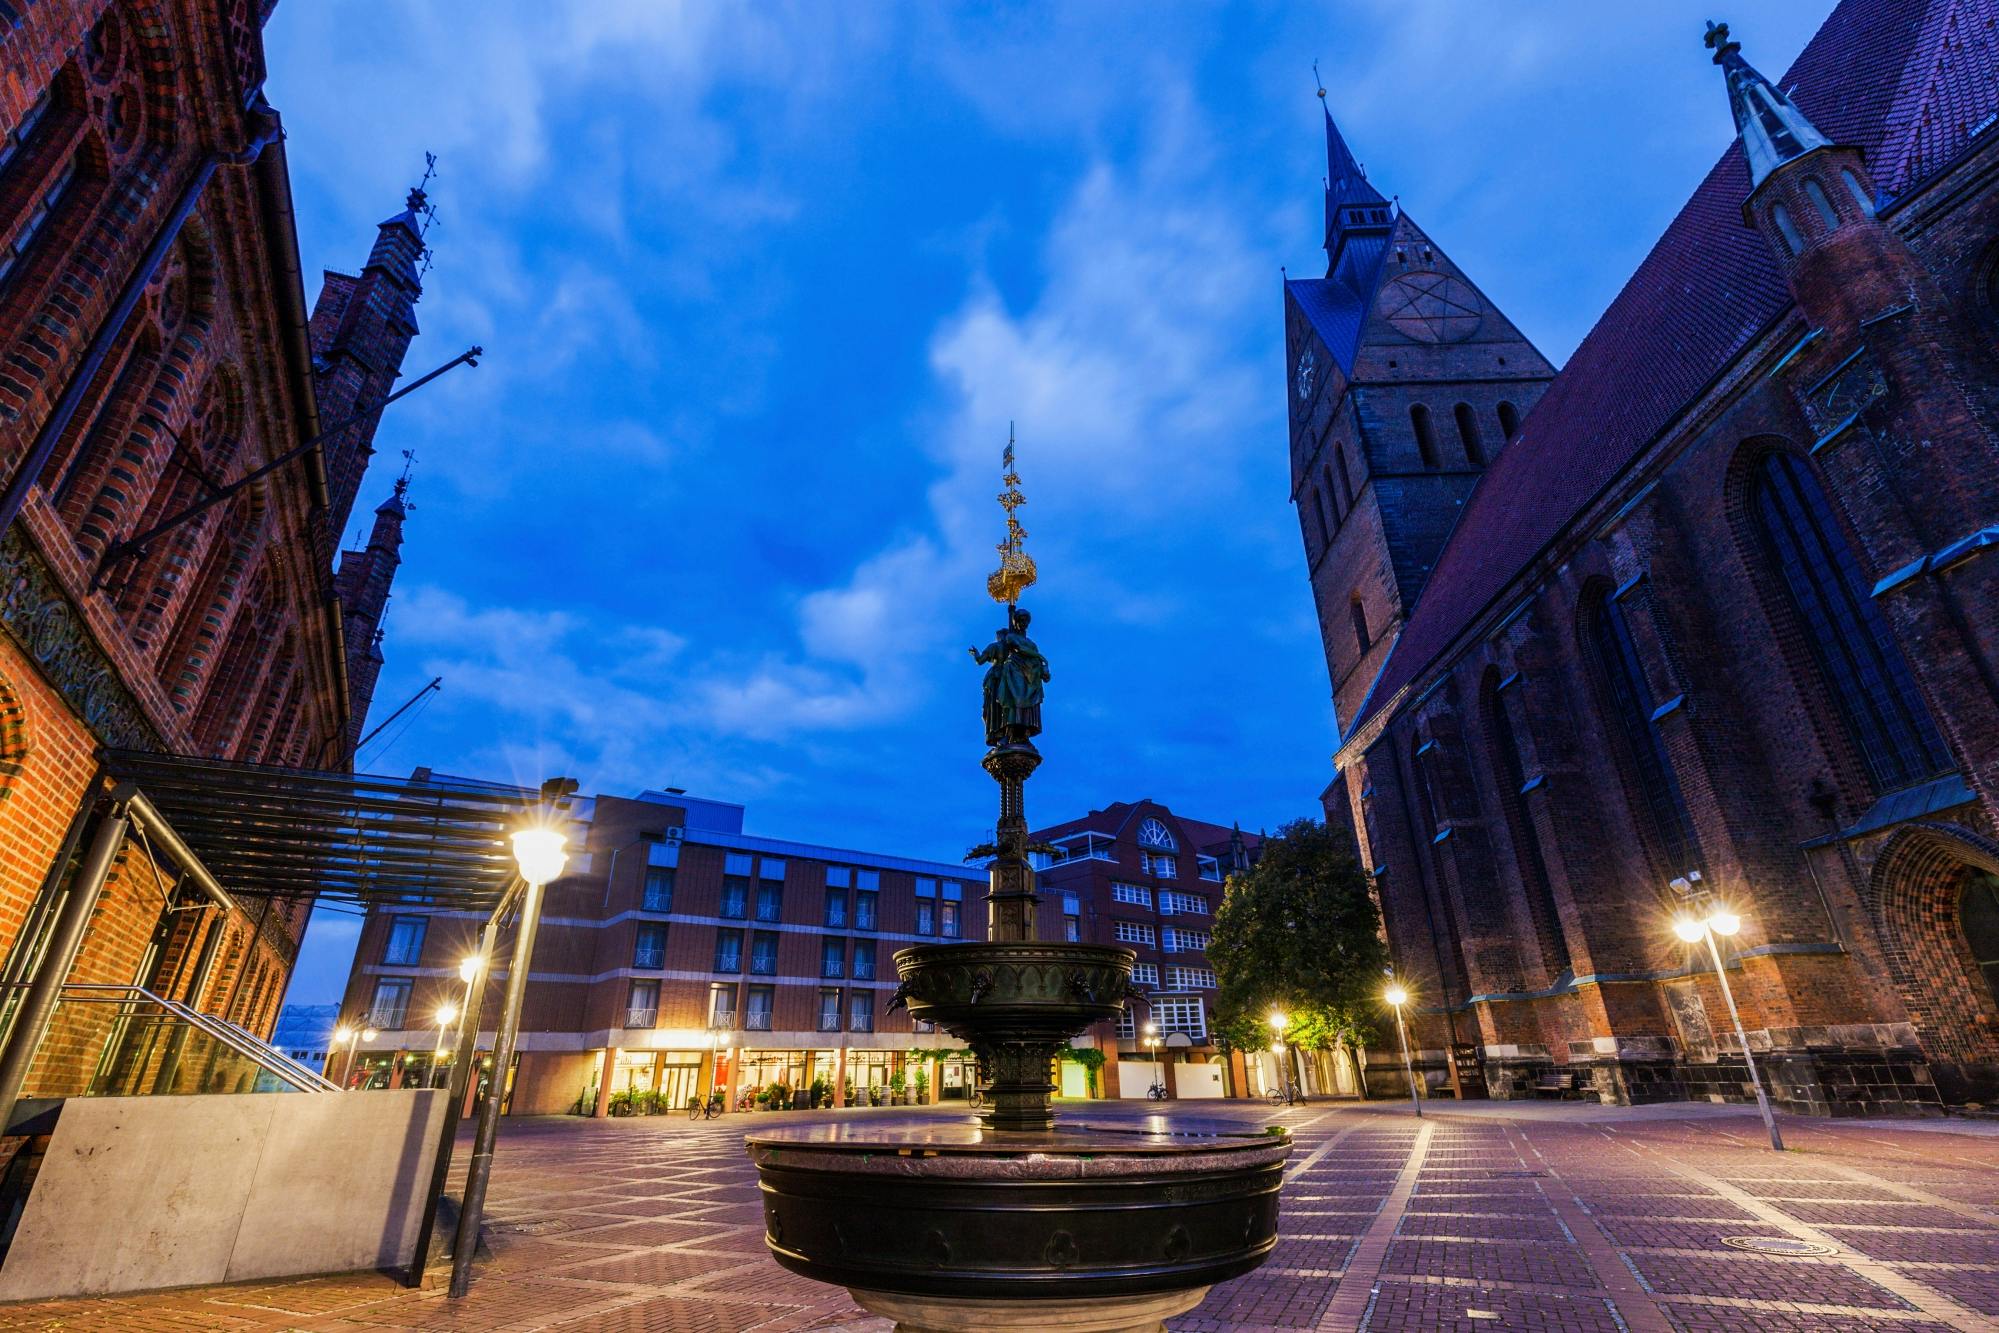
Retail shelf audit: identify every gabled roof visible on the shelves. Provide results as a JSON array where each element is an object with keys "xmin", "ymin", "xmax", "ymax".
[
  {"xmin": 1352, "ymin": 0, "xmax": 1997, "ymax": 736},
  {"xmin": 1031, "ymin": 801, "xmax": 1264, "ymax": 857},
  {"xmin": 1286, "ymin": 230, "xmax": 1394, "ymax": 375}
]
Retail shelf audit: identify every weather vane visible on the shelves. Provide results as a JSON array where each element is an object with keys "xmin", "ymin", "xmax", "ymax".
[
  {"xmin": 394, "ymin": 449, "xmax": 417, "ymax": 508},
  {"xmin": 1314, "ymin": 58, "xmax": 1326, "ymax": 100},
  {"xmin": 986, "ymin": 423, "xmax": 1036, "ymax": 606}
]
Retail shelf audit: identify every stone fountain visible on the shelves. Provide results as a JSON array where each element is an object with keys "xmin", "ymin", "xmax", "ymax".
[{"xmin": 746, "ymin": 439, "xmax": 1290, "ymax": 1332}]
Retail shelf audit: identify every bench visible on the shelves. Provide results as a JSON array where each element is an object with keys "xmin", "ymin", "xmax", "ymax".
[{"xmin": 1533, "ymin": 1071, "xmax": 1578, "ymax": 1099}]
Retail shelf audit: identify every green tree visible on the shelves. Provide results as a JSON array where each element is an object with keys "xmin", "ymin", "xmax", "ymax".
[{"xmin": 1209, "ymin": 818, "xmax": 1388, "ymax": 1095}]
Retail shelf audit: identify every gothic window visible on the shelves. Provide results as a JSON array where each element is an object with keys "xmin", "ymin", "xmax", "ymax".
[
  {"xmin": 1453, "ymin": 402, "xmax": 1484, "ymax": 465},
  {"xmin": 1351, "ymin": 599, "xmax": 1371, "ymax": 653},
  {"xmin": 1841, "ymin": 168, "xmax": 1874, "ymax": 218},
  {"xmin": 1960, "ymin": 873, "xmax": 1999, "ymax": 1009},
  {"xmin": 1498, "ymin": 401, "xmax": 1520, "ymax": 440},
  {"xmin": 1770, "ymin": 203, "xmax": 1804, "ymax": 255},
  {"xmin": 1804, "ymin": 178, "xmax": 1839, "ymax": 232},
  {"xmin": 1411, "ymin": 739, "xmax": 1440, "ymax": 838},
  {"xmin": 1750, "ymin": 450, "xmax": 1953, "ymax": 791},
  {"xmin": 1583, "ymin": 588, "xmax": 1700, "ymax": 876},
  {"xmin": 1308, "ymin": 486, "xmax": 1329, "ymax": 552},
  {"xmin": 1483, "ymin": 672, "xmax": 1570, "ymax": 977},
  {"xmin": 1321, "ymin": 464, "xmax": 1342, "ymax": 525},
  {"xmin": 1410, "ymin": 405, "xmax": 1440, "ymax": 468},
  {"xmin": 1337, "ymin": 443, "xmax": 1356, "ymax": 509}
]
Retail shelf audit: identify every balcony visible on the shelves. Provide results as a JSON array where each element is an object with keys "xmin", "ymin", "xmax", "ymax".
[
  {"xmin": 625, "ymin": 1007, "xmax": 658, "ymax": 1028},
  {"xmin": 745, "ymin": 1011, "xmax": 773, "ymax": 1032},
  {"xmin": 848, "ymin": 1014, "xmax": 874, "ymax": 1033},
  {"xmin": 852, "ymin": 965, "xmax": 875, "ymax": 982},
  {"xmin": 633, "ymin": 952, "xmax": 665, "ymax": 970},
  {"xmin": 821, "ymin": 962, "xmax": 844, "ymax": 979},
  {"xmin": 818, "ymin": 1015, "xmax": 842, "ymax": 1033},
  {"xmin": 367, "ymin": 1006, "xmax": 407, "ymax": 1031},
  {"xmin": 708, "ymin": 1009, "xmax": 737, "ymax": 1029}
]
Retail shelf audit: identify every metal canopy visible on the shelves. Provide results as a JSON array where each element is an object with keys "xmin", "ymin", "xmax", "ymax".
[{"xmin": 99, "ymin": 750, "xmax": 556, "ymax": 911}]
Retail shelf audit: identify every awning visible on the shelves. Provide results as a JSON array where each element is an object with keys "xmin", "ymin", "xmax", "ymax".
[{"xmin": 98, "ymin": 750, "xmax": 565, "ymax": 912}]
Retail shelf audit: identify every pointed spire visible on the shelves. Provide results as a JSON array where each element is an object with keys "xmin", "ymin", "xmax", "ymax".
[
  {"xmin": 1316, "ymin": 82, "xmax": 1393, "ymax": 269},
  {"xmin": 1705, "ymin": 20, "xmax": 1832, "ymax": 190}
]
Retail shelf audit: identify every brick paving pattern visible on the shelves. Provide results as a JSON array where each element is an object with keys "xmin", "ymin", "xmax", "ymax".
[{"xmin": 6, "ymin": 1102, "xmax": 1999, "ymax": 1329}]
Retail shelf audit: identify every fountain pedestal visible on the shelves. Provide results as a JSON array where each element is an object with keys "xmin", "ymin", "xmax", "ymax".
[{"xmin": 747, "ymin": 1120, "xmax": 1290, "ymax": 1332}]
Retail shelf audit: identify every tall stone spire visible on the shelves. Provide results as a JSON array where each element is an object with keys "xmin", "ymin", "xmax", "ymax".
[
  {"xmin": 1320, "ymin": 91, "xmax": 1392, "ymax": 272},
  {"xmin": 308, "ymin": 176, "xmax": 430, "ymax": 539},
  {"xmin": 334, "ymin": 469, "xmax": 410, "ymax": 755},
  {"xmin": 1705, "ymin": 20, "xmax": 1833, "ymax": 190}
]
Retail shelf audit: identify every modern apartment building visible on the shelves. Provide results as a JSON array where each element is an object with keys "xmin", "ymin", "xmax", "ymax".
[
  {"xmin": 1030, "ymin": 800, "xmax": 1258, "ymax": 1097},
  {"xmin": 335, "ymin": 783, "xmax": 984, "ymax": 1113}
]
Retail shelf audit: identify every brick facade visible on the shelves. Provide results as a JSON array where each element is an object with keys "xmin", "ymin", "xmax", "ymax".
[
  {"xmin": 1307, "ymin": 3, "xmax": 1999, "ymax": 1113},
  {"xmin": 0, "ymin": 1, "xmax": 422, "ymax": 1094}
]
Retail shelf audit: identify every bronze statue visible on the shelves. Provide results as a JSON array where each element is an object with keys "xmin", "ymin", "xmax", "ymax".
[{"xmin": 971, "ymin": 606, "xmax": 1050, "ymax": 748}]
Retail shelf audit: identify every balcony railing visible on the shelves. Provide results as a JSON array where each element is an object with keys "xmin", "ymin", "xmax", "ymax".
[
  {"xmin": 818, "ymin": 1015, "xmax": 841, "ymax": 1032},
  {"xmin": 633, "ymin": 952, "xmax": 665, "ymax": 969},
  {"xmin": 367, "ymin": 1006, "xmax": 408, "ymax": 1031},
  {"xmin": 745, "ymin": 1011, "xmax": 773, "ymax": 1031},
  {"xmin": 849, "ymin": 1014, "xmax": 874, "ymax": 1033},
  {"xmin": 852, "ymin": 965, "xmax": 875, "ymax": 981},
  {"xmin": 625, "ymin": 1007, "xmax": 659, "ymax": 1028},
  {"xmin": 709, "ymin": 1009, "xmax": 737, "ymax": 1029},
  {"xmin": 822, "ymin": 962, "xmax": 843, "ymax": 978}
]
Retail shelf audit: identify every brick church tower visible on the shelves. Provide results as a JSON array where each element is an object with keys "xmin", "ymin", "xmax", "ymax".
[
  {"xmin": 1284, "ymin": 101, "xmax": 1556, "ymax": 743},
  {"xmin": 333, "ymin": 477, "xmax": 407, "ymax": 754}
]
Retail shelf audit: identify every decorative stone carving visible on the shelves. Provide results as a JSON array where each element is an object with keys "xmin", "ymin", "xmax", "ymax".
[{"xmin": 0, "ymin": 531, "xmax": 159, "ymax": 750}]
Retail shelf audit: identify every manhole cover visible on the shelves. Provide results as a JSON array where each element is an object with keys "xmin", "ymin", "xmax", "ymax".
[
  {"xmin": 1721, "ymin": 1235, "xmax": 1837, "ymax": 1256},
  {"xmin": 1496, "ymin": 1170, "xmax": 1547, "ymax": 1178}
]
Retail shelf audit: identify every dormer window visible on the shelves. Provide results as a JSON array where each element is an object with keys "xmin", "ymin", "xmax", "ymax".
[{"xmin": 1138, "ymin": 818, "xmax": 1176, "ymax": 851}]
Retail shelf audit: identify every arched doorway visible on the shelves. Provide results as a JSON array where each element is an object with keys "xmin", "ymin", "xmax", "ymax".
[{"xmin": 1874, "ymin": 823, "xmax": 1999, "ymax": 1102}]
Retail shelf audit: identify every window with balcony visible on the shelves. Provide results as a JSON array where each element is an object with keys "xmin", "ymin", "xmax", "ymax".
[
  {"xmin": 915, "ymin": 899, "xmax": 936, "ymax": 935},
  {"xmin": 1064, "ymin": 916, "xmax": 1080, "ymax": 942},
  {"xmin": 852, "ymin": 939, "xmax": 876, "ymax": 981},
  {"xmin": 822, "ymin": 938, "xmax": 845, "ymax": 978},
  {"xmin": 384, "ymin": 915, "xmax": 427, "ymax": 966},
  {"xmin": 642, "ymin": 866, "xmax": 675, "ymax": 913},
  {"xmin": 721, "ymin": 853, "xmax": 751, "ymax": 917},
  {"xmin": 856, "ymin": 889, "xmax": 878, "ymax": 930},
  {"xmin": 1113, "ymin": 921, "xmax": 1155, "ymax": 946},
  {"xmin": 818, "ymin": 989, "xmax": 842, "ymax": 1032},
  {"xmin": 745, "ymin": 985, "xmax": 775, "ymax": 1031},
  {"xmin": 940, "ymin": 901, "xmax": 960, "ymax": 939},
  {"xmin": 633, "ymin": 923, "xmax": 667, "ymax": 969},
  {"xmin": 626, "ymin": 980, "xmax": 659, "ymax": 1028},
  {"xmin": 750, "ymin": 930, "xmax": 778, "ymax": 975},
  {"xmin": 824, "ymin": 887, "xmax": 848, "ymax": 928},
  {"xmin": 1111, "ymin": 883, "xmax": 1151, "ymax": 907},
  {"xmin": 848, "ymin": 990, "xmax": 873, "ymax": 1033},
  {"xmin": 707, "ymin": 982, "xmax": 736, "ymax": 1028},
  {"xmin": 368, "ymin": 978, "xmax": 411, "ymax": 1029},
  {"xmin": 755, "ymin": 880, "xmax": 783, "ymax": 923},
  {"xmin": 714, "ymin": 928, "xmax": 743, "ymax": 973}
]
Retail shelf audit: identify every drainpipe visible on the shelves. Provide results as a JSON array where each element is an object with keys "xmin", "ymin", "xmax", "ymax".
[
  {"xmin": 0, "ymin": 792, "xmax": 133, "ymax": 1134},
  {"xmin": 0, "ymin": 109, "xmax": 282, "ymax": 537}
]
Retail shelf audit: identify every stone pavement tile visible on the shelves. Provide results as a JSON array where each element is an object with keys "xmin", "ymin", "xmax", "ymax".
[
  {"xmin": 1382, "ymin": 1238, "xmax": 1601, "ymax": 1289},
  {"xmin": 1594, "ymin": 1217, "xmax": 1781, "ymax": 1249},
  {"xmin": 1629, "ymin": 1253, "xmax": 1913, "ymax": 1308},
  {"xmin": 1361, "ymin": 1280, "xmax": 1628, "ymax": 1332},
  {"xmin": 200, "ymin": 1271, "xmax": 416, "ymax": 1316},
  {"xmin": 1397, "ymin": 1211, "xmax": 1569, "ymax": 1242},
  {"xmin": 1822, "ymin": 1225, "xmax": 1999, "ymax": 1263},
  {"xmin": 679, "ymin": 1264, "xmax": 840, "ymax": 1305},
  {"xmin": 1775, "ymin": 1201, "xmax": 1987, "ymax": 1229},
  {"xmin": 1727, "ymin": 1179, "xmax": 1910, "ymax": 1201},
  {"xmin": 487, "ymin": 1241, "xmax": 634, "ymax": 1273},
  {"xmin": 558, "ymin": 1249, "xmax": 749, "ymax": 1287},
  {"xmin": 1406, "ymin": 1192, "xmax": 1553, "ymax": 1215},
  {"xmin": 1581, "ymin": 1195, "xmax": 1756, "ymax": 1220},
  {"xmin": 1267, "ymin": 1235, "xmax": 1357, "ymax": 1269},
  {"xmin": 333, "ymin": 1278, "xmax": 626, "ymax": 1331},
  {"xmin": 564, "ymin": 1219, "xmax": 714, "ymax": 1249},
  {"xmin": 540, "ymin": 1294, "xmax": 791, "ymax": 1332},
  {"xmin": 1168, "ymin": 1271, "xmax": 1337, "ymax": 1329},
  {"xmin": 1661, "ymin": 1303, "xmax": 1959, "ymax": 1332},
  {"xmin": 1887, "ymin": 1264, "xmax": 1999, "ymax": 1315},
  {"xmin": 666, "ymin": 1225, "xmax": 769, "ymax": 1255}
]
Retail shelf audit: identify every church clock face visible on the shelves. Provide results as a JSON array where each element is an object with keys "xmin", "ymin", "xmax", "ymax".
[
  {"xmin": 1294, "ymin": 344, "xmax": 1317, "ymax": 401},
  {"xmin": 1379, "ymin": 271, "xmax": 1483, "ymax": 344}
]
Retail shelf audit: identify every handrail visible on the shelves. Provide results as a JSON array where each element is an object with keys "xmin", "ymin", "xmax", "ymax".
[{"xmin": 55, "ymin": 984, "xmax": 338, "ymax": 1093}]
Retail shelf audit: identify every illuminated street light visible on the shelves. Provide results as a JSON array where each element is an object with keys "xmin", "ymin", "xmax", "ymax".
[
  {"xmin": 511, "ymin": 828, "xmax": 568, "ymax": 887},
  {"xmin": 1383, "ymin": 982, "xmax": 1422, "ymax": 1118},
  {"xmin": 1672, "ymin": 905, "xmax": 1782, "ymax": 1151},
  {"xmin": 432, "ymin": 1003, "xmax": 459, "ymax": 1089},
  {"xmin": 459, "ymin": 956, "xmax": 481, "ymax": 984}
]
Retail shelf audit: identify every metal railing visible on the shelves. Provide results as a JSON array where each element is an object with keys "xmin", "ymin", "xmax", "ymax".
[
  {"xmin": 368, "ymin": 1006, "xmax": 409, "ymax": 1030},
  {"xmin": 744, "ymin": 1011, "xmax": 773, "ymax": 1031},
  {"xmin": 817, "ymin": 1015, "xmax": 841, "ymax": 1032},
  {"xmin": 625, "ymin": 1007, "xmax": 658, "ymax": 1028},
  {"xmin": 821, "ymin": 962, "xmax": 843, "ymax": 978},
  {"xmin": 17, "ymin": 983, "xmax": 338, "ymax": 1097},
  {"xmin": 709, "ymin": 1009, "xmax": 737, "ymax": 1028},
  {"xmin": 849, "ymin": 1014, "xmax": 874, "ymax": 1033}
]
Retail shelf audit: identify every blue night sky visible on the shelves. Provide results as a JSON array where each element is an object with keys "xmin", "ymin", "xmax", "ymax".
[{"xmin": 266, "ymin": 3, "xmax": 1827, "ymax": 1006}]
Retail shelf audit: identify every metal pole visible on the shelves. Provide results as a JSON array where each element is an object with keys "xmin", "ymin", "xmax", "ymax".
[
  {"xmin": 407, "ymin": 888, "xmax": 512, "ymax": 1288},
  {"xmin": 0, "ymin": 798, "xmax": 130, "ymax": 1134},
  {"xmin": 450, "ymin": 876, "xmax": 545, "ymax": 1297},
  {"xmin": 1394, "ymin": 1008, "xmax": 1422, "ymax": 1117},
  {"xmin": 1704, "ymin": 930, "xmax": 1783, "ymax": 1151}
]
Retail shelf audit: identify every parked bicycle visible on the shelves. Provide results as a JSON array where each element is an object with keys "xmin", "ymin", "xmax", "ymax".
[
  {"xmin": 1265, "ymin": 1081, "xmax": 1304, "ymax": 1106},
  {"xmin": 687, "ymin": 1090, "xmax": 724, "ymax": 1120},
  {"xmin": 1146, "ymin": 1081, "xmax": 1168, "ymax": 1100},
  {"xmin": 969, "ymin": 1085, "xmax": 987, "ymax": 1109}
]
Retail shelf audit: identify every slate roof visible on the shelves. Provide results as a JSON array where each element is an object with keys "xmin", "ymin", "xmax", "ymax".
[
  {"xmin": 1031, "ymin": 802, "xmax": 1263, "ymax": 859},
  {"xmin": 1351, "ymin": 0, "xmax": 1999, "ymax": 737},
  {"xmin": 1286, "ymin": 229, "xmax": 1394, "ymax": 375}
]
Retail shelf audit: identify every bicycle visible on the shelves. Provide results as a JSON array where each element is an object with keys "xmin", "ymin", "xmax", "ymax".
[
  {"xmin": 1265, "ymin": 1081, "xmax": 1303, "ymax": 1107},
  {"xmin": 969, "ymin": 1086, "xmax": 987, "ymax": 1109},
  {"xmin": 687, "ymin": 1091, "xmax": 724, "ymax": 1120},
  {"xmin": 1146, "ymin": 1081, "xmax": 1168, "ymax": 1100}
]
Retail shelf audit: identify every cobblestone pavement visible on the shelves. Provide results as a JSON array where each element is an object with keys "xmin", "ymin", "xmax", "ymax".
[{"xmin": 6, "ymin": 1099, "xmax": 1999, "ymax": 1330}]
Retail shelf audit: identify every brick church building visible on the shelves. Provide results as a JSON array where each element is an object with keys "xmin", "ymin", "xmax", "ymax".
[
  {"xmin": 0, "ymin": 0, "xmax": 425, "ymax": 1068},
  {"xmin": 1294, "ymin": 0, "xmax": 1999, "ymax": 1111}
]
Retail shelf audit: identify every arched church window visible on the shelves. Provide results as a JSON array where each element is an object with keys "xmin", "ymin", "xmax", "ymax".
[
  {"xmin": 1351, "ymin": 599, "xmax": 1371, "ymax": 653},
  {"xmin": 1584, "ymin": 589, "xmax": 1700, "ymax": 876},
  {"xmin": 1322, "ymin": 464, "xmax": 1342, "ymax": 526},
  {"xmin": 1960, "ymin": 872, "xmax": 1999, "ymax": 1009},
  {"xmin": 1337, "ymin": 443, "xmax": 1356, "ymax": 509},
  {"xmin": 1410, "ymin": 404, "xmax": 1440, "ymax": 468},
  {"xmin": 1804, "ymin": 178, "xmax": 1839, "ymax": 232},
  {"xmin": 1750, "ymin": 450, "xmax": 1953, "ymax": 791},
  {"xmin": 1841, "ymin": 168, "xmax": 1874, "ymax": 218},
  {"xmin": 1453, "ymin": 402, "xmax": 1484, "ymax": 465},
  {"xmin": 1497, "ymin": 401, "xmax": 1520, "ymax": 440},
  {"xmin": 1313, "ymin": 486, "xmax": 1332, "ymax": 548},
  {"xmin": 1484, "ymin": 672, "xmax": 1570, "ymax": 977},
  {"xmin": 1770, "ymin": 204, "xmax": 1805, "ymax": 255}
]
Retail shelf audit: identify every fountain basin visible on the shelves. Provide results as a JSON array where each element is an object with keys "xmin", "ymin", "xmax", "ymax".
[{"xmin": 747, "ymin": 1119, "xmax": 1290, "ymax": 1331}]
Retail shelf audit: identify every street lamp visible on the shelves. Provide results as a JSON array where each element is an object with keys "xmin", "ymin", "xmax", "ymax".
[
  {"xmin": 1674, "ymin": 904, "xmax": 1783, "ymax": 1151},
  {"xmin": 1267, "ymin": 1010, "xmax": 1292, "ymax": 1098},
  {"xmin": 333, "ymin": 1024, "xmax": 355, "ymax": 1088},
  {"xmin": 432, "ymin": 1003, "xmax": 459, "ymax": 1088},
  {"xmin": 1384, "ymin": 983, "xmax": 1421, "ymax": 1118}
]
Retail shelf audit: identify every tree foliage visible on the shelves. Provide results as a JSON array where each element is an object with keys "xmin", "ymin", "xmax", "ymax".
[{"xmin": 1209, "ymin": 818, "xmax": 1388, "ymax": 1053}]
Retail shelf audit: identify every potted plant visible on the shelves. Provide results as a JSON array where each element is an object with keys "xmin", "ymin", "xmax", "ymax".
[
  {"xmin": 767, "ymin": 1080, "xmax": 789, "ymax": 1110},
  {"xmin": 889, "ymin": 1071, "xmax": 907, "ymax": 1105},
  {"xmin": 607, "ymin": 1089, "xmax": 635, "ymax": 1117},
  {"xmin": 913, "ymin": 1067, "xmax": 930, "ymax": 1105},
  {"xmin": 842, "ymin": 1079, "xmax": 855, "ymax": 1107},
  {"xmin": 810, "ymin": 1076, "xmax": 830, "ymax": 1108}
]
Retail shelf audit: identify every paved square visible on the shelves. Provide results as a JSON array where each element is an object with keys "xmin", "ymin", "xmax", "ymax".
[{"xmin": 6, "ymin": 1100, "xmax": 1999, "ymax": 1330}]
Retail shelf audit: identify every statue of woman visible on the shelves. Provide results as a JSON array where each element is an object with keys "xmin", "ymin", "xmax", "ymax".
[{"xmin": 970, "ymin": 606, "xmax": 1051, "ymax": 747}]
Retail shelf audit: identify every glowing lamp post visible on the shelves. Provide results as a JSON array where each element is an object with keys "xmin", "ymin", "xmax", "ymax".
[
  {"xmin": 1384, "ymin": 984, "xmax": 1421, "ymax": 1117},
  {"xmin": 1267, "ymin": 1010, "xmax": 1291, "ymax": 1098},
  {"xmin": 1674, "ymin": 906, "xmax": 1782, "ymax": 1151},
  {"xmin": 432, "ymin": 1003, "xmax": 459, "ymax": 1088},
  {"xmin": 452, "ymin": 823, "xmax": 568, "ymax": 1297}
]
